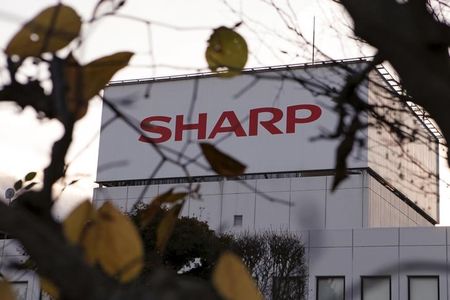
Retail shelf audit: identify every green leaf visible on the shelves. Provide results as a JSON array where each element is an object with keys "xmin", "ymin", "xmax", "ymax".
[
  {"xmin": 24, "ymin": 172, "xmax": 37, "ymax": 181},
  {"xmin": 200, "ymin": 143, "xmax": 246, "ymax": 176},
  {"xmin": 13, "ymin": 180, "xmax": 23, "ymax": 191},
  {"xmin": 24, "ymin": 182, "xmax": 37, "ymax": 190},
  {"xmin": 68, "ymin": 179, "xmax": 79, "ymax": 186},
  {"xmin": 156, "ymin": 203, "xmax": 183, "ymax": 254},
  {"xmin": 205, "ymin": 26, "xmax": 248, "ymax": 77},
  {"xmin": 5, "ymin": 4, "xmax": 81, "ymax": 58}
]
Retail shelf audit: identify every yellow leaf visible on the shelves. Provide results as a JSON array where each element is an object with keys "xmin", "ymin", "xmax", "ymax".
[
  {"xmin": 6, "ymin": 4, "xmax": 81, "ymax": 57},
  {"xmin": 156, "ymin": 203, "xmax": 183, "ymax": 254},
  {"xmin": 64, "ymin": 52, "xmax": 133, "ymax": 119},
  {"xmin": 0, "ymin": 281, "xmax": 16, "ymax": 300},
  {"xmin": 80, "ymin": 220, "xmax": 101, "ymax": 265},
  {"xmin": 140, "ymin": 189, "xmax": 188, "ymax": 227},
  {"xmin": 40, "ymin": 277, "xmax": 59, "ymax": 300},
  {"xmin": 63, "ymin": 201, "xmax": 143, "ymax": 282},
  {"xmin": 205, "ymin": 26, "xmax": 248, "ymax": 77},
  {"xmin": 212, "ymin": 252, "xmax": 263, "ymax": 300},
  {"xmin": 96, "ymin": 202, "xmax": 144, "ymax": 282},
  {"xmin": 62, "ymin": 200, "xmax": 98, "ymax": 264},
  {"xmin": 63, "ymin": 200, "xmax": 96, "ymax": 244},
  {"xmin": 200, "ymin": 143, "xmax": 246, "ymax": 176}
]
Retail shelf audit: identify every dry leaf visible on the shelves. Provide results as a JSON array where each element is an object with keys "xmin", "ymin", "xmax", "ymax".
[
  {"xmin": 63, "ymin": 200, "xmax": 96, "ymax": 244},
  {"xmin": 200, "ymin": 143, "xmax": 246, "ymax": 176},
  {"xmin": 6, "ymin": 4, "xmax": 81, "ymax": 57},
  {"xmin": 95, "ymin": 202, "xmax": 144, "ymax": 282},
  {"xmin": 156, "ymin": 203, "xmax": 183, "ymax": 254},
  {"xmin": 62, "ymin": 201, "xmax": 143, "ymax": 282},
  {"xmin": 80, "ymin": 221, "xmax": 100, "ymax": 265},
  {"xmin": 205, "ymin": 26, "xmax": 248, "ymax": 77},
  {"xmin": 140, "ymin": 189, "xmax": 187, "ymax": 226},
  {"xmin": 79, "ymin": 52, "xmax": 133, "ymax": 101},
  {"xmin": 0, "ymin": 281, "xmax": 16, "ymax": 300},
  {"xmin": 65, "ymin": 52, "xmax": 133, "ymax": 119},
  {"xmin": 40, "ymin": 277, "xmax": 59, "ymax": 300},
  {"xmin": 212, "ymin": 252, "xmax": 263, "ymax": 300}
]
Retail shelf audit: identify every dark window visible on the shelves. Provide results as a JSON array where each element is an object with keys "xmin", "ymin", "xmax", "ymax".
[
  {"xmin": 317, "ymin": 276, "xmax": 344, "ymax": 300},
  {"xmin": 233, "ymin": 215, "xmax": 243, "ymax": 227},
  {"xmin": 408, "ymin": 276, "xmax": 439, "ymax": 300},
  {"xmin": 361, "ymin": 276, "xmax": 391, "ymax": 300}
]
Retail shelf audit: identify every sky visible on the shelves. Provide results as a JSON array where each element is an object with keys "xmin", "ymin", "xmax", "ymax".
[{"xmin": 0, "ymin": 0, "xmax": 448, "ymax": 223}]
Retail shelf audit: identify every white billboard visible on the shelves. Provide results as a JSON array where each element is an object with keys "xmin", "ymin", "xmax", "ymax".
[{"xmin": 97, "ymin": 64, "xmax": 369, "ymax": 182}]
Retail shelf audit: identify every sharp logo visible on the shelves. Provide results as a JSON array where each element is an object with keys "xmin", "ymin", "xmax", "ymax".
[{"xmin": 138, "ymin": 104, "xmax": 322, "ymax": 143}]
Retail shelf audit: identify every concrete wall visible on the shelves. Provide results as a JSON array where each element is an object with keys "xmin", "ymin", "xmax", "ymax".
[
  {"xmin": 93, "ymin": 170, "xmax": 432, "ymax": 231},
  {"xmin": 94, "ymin": 174, "xmax": 368, "ymax": 231},
  {"xmin": 367, "ymin": 72, "xmax": 439, "ymax": 221},
  {"xmin": 2, "ymin": 227, "xmax": 450, "ymax": 300},
  {"xmin": 367, "ymin": 176, "xmax": 432, "ymax": 227},
  {"xmin": 304, "ymin": 227, "xmax": 450, "ymax": 300},
  {"xmin": 0, "ymin": 239, "xmax": 40, "ymax": 300}
]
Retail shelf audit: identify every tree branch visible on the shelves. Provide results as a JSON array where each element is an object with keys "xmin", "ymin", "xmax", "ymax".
[{"xmin": 340, "ymin": 0, "xmax": 450, "ymax": 162}]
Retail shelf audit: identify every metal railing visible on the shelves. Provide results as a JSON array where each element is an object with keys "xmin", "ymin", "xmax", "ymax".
[
  {"xmin": 375, "ymin": 64, "xmax": 443, "ymax": 140},
  {"xmin": 107, "ymin": 56, "xmax": 375, "ymax": 86}
]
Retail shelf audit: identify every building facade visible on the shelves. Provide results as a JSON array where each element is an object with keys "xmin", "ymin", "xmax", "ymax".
[{"xmin": 0, "ymin": 58, "xmax": 444, "ymax": 299}]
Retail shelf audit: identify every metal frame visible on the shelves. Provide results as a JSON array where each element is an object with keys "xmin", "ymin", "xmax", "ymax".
[
  {"xmin": 108, "ymin": 57, "xmax": 374, "ymax": 87},
  {"xmin": 97, "ymin": 168, "xmax": 363, "ymax": 186},
  {"xmin": 233, "ymin": 214, "xmax": 243, "ymax": 227}
]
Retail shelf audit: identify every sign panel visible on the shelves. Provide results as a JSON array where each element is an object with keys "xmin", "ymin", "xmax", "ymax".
[{"xmin": 97, "ymin": 64, "xmax": 369, "ymax": 182}]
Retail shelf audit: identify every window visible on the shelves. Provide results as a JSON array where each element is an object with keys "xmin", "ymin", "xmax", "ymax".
[
  {"xmin": 408, "ymin": 276, "xmax": 439, "ymax": 300},
  {"xmin": 317, "ymin": 276, "xmax": 344, "ymax": 300},
  {"xmin": 361, "ymin": 276, "xmax": 390, "ymax": 300},
  {"xmin": 10, "ymin": 282, "xmax": 27, "ymax": 300},
  {"xmin": 233, "ymin": 215, "xmax": 243, "ymax": 227}
]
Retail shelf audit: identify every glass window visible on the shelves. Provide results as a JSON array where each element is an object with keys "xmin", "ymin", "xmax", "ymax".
[
  {"xmin": 317, "ymin": 277, "xmax": 344, "ymax": 300},
  {"xmin": 233, "ymin": 215, "xmax": 243, "ymax": 227},
  {"xmin": 11, "ymin": 282, "xmax": 27, "ymax": 300},
  {"xmin": 408, "ymin": 276, "xmax": 439, "ymax": 300},
  {"xmin": 362, "ymin": 276, "xmax": 390, "ymax": 300}
]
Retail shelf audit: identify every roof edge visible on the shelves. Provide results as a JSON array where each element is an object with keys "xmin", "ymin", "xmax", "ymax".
[{"xmin": 107, "ymin": 56, "xmax": 375, "ymax": 87}]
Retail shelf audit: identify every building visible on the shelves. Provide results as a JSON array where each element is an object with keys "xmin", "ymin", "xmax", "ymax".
[{"xmin": 0, "ymin": 58, "xmax": 445, "ymax": 299}]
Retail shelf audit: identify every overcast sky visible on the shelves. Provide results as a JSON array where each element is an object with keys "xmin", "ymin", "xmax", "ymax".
[{"xmin": 0, "ymin": 0, "xmax": 448, "ymax": 223}]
